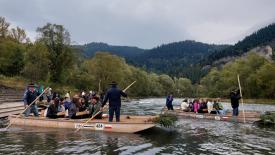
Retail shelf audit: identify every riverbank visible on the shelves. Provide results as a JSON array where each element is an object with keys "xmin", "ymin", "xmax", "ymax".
[
  {"xmin": 220, "ymin": 99, "xmax": 275, "ymax": 105},
  {"xmin": 0, "ymin": 75, "xmax": 77, "ymax": 95},
  {"xmin": 1, "ymin": 75, "xmax": 275, "ymax": 105}
]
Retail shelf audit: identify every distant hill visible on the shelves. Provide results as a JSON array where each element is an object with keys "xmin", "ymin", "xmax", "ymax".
[
  {"xmin": 74, "ymin": 42, "xmax": 145, "ymax": 58},
  {"xmin": 201, "ymin": 23, "xmax": 275, "ymax": 65},
  {"xmin": 75, "ymin": 23, "xmax": 275, "ymax": 83},
  {"xmin": 75, "ymin": 41, "xmax": 229, "ymax": 83},
  {"xmin": 130, "ymin": 40, "xmax": 229, "ymax": 82}
]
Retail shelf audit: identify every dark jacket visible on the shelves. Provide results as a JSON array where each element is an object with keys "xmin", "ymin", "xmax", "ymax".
[
  {"xmin": 25, "ymin": 90, "xmax": 39, "ymax": 105},
  {"xmin": 166, "ymin": 96, "xmax": 173, "ymax": 105},
  {"xmin": 102, "ymin": 86, "xmax": 127, "ymax": 107},
  {"xmin": 46, "ymin": 104, "xmax": 58, "ymax": 118},
  {"xmin": 68, "ymin": 103, "xmax": 78, "ymax": 118},
  {"xmin": 230, "ymin": 92, "xmax": 241, "ymax": 108}
]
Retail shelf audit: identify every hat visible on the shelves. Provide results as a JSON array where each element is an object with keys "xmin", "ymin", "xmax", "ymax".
[
  {"xmin": 64, "ymin": 93, "xmax": 70, "ymax": 98},
  {"xmin": 109, "ymin": 81, "xmax": 117, "ymax": 85},
  {"xmin": 28, "ymin": 83, "xmax": 35, "ymax": 87}
]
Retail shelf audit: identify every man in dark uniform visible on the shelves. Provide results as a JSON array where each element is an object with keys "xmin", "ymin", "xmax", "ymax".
[
  {"xmin": 102, "ymin": 81, "xmax": 127, "ymax": 122},
  {"xmin": 24, "ymin": 83, "xmax": 39, "ymax": 117},
  {"xmin": 230, "ymin": 89, "xmax": 241, "ymax": 116}
]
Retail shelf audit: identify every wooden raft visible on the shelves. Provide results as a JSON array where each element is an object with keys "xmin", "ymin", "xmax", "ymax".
[
  {"xmin": 9, "ymin": 115, "xmax": 156, "ymax": 133},
  {"xmin": 166, "ymin": 109, "xmax": 261, "ymax": 124}
]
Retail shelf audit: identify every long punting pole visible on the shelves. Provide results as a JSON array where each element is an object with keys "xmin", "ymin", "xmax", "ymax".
[
  {"xmin": 5, "ymin": 87, "xmax": 49, "ymax": 130},
  {"xmin": 75, "ymin": 81, "xmax": 136, "ymax": 132},
  {"xmin": 237, "ymin": 75, "xmax": 246, "ymax": 123}
]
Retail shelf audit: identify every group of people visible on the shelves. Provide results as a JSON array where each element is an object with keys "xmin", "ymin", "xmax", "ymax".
[
  {"xmin": 166, "ymin": 89, "xmax": 241, "ymax": 116},
  {"xmin": 179, "ymin": 98, "xmax": 225, "ymax": 115},
  {"xmin": 22, "ymin": 81, "xmax": 127, "ymax": 122}
]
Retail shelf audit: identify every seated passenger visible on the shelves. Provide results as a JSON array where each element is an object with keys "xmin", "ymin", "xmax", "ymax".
[
  {"xmin": 58, "ymin": 97, "xmax": 65, "ymax": 112},
  {"xmin": 198, "ymin": 99, "xmax": 208, "ymax": 113},
  {"xmin": 181, "ymin": 99, "xmax": 189, "ymax": 112},
  {"xmin": 46, "ymin": 98, "xmax": 59, "ymax": 119},
  {"xmin": 87, "ymin": 96, "xmax": 102, "ymax": 119},
  {"xmin": 77, "ymin": 98, "xmax": 86, "ymax": 112},
  {"xmin": 207, "ymin": 99, "xmax": 214, "ymax": 113},
  {"xmin": 193, "ymin": 99, "xmax": 200, "ymax": 113},
  {"xmin": 64, "ymin": 93, "xmax": 71, "ymax": 110},
  {"xmin": 68, "ymin": 96, "xmax": 79, "ymax": 119},
  {"xmin": 213, "ymin": 100, "xmax": 225, "ymax": 115}
]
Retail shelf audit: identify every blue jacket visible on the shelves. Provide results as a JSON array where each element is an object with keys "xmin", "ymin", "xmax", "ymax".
[
  {"xmin": 102, "ymin": 85, "xmax": 127, "ymax": 107},
  {"xmin": 25, "ymin": 90, "xmax": 39, "ymax": 105},
  {"xmin": 64, "ymin": 100, "xmax": 71, "ymax": 110},
  {"xmin": 166, "ymin": 96, "xmax": 173, "ymax": 105}
]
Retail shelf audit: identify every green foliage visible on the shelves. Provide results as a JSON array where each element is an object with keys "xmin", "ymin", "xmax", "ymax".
[
  {"xmin": 0, "ymin": 39, "xmax": 25, "ymax": 76},
  {"xmin": 259, "ymin": 112, "xmax": 275, "ymax": 126},
  {"xmin": 75, "ymin": 42, "xmax": 145, "ymax": 58},
  {"xmin": 153, "ymin": 113, "xmax": 178, "ymax": 128},
  {"xmin": 130, "ymin": 40, "xmax": 227, "ymax": 83},
  {"xmin": 201, "ymin": 53, "xmax": 275, "ymax": 98},
  {"xmin": 37, "ymin": 23, "xmax": 74, "ymax": 83},
  {"xmin": 23, "ymin": 42, "xmax": 50, "ymax": 81}
]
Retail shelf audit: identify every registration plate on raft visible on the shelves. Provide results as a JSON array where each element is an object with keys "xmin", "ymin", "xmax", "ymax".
[{"xmin": 74, "ymin": 123, "xmax": 112, "ymax": 130}]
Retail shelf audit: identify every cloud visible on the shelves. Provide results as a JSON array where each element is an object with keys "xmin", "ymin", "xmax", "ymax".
[{"xmin": 0, "ymin": 0, "xmax": 275, "ymax": 48}]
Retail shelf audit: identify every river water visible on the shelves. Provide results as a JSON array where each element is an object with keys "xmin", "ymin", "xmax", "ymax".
[{"xmin": 0, "ymin": 98, "xmax": 275, "ymax": 155}]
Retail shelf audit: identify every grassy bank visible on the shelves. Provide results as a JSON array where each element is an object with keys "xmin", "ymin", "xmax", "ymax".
[
  {"xmin": 0, "ymin": 75, "xmax": 77, "ymax": 95},
  {"xmin": 0, "ymin": 75, "xmax": 27, "ymax": 89}
]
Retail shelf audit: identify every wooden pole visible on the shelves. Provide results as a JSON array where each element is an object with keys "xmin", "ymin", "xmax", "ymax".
[
  {"xmin": 5, "ymin": 87, "xmax": 49, "ymax": 130},
  {"xmin": 98, "ymin": 80, "xmax": 101, "ymax": 93},
  {"xmin": 237, "ymin": 75, "xmax": 246, "ymax": 123},
  {"xmin": 74, "ymin": 81, "xmax": 136, "ymax": 132}
]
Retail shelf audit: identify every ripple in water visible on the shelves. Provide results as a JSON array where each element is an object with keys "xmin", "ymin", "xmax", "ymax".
[{"xmin": 0, "ymin": 98, "xmax": 275, "ymax": 154}]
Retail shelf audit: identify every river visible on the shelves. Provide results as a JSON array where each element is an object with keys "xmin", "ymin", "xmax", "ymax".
[{"xmin": 0, "ymin": 98, "xmax": 275, "ymax": 155}]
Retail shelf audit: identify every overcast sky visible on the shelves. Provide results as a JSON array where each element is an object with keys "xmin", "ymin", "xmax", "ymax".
[{"xmin": 1, "ymin": 0, "xmax": 275, "ymax": 48}]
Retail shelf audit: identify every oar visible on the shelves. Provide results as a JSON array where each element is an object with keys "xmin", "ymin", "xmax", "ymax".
[
  {"xmin": 74, "ymin": 81, "xmax": 136, "ymax": 133},
  {"xmin": 237, "ymin": 75, "xmax": 246, "ymax": 123},
  {"xmin": 98, "ymin": 80, "xmax": 101, "ymax": 93},
  {"xmin": 5, "ymin": 87, "xmax": 49, "ymax": 130}
]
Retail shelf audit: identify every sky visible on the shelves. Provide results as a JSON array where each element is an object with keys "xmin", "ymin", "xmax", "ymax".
[{"xmin": 1, "ymin": 0, "xmax": 275, "ymax": 49}]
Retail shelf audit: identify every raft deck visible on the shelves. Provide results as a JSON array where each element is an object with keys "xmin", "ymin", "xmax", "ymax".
[
  {"xmin": 9, "ymin": 115, "xmax": 156, "ymax": 133},
  {"xmin": 167, "ymin": 109, "xmax": 261, "ymax": 124}
]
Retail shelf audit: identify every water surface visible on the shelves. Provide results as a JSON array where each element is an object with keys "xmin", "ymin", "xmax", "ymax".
[{"xmin": 0, "ymin": 98, "xmax": 275, "ymax": 155}]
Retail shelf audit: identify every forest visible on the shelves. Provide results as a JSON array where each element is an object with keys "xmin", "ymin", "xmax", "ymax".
[{"xmin": 0, "ymin": 16, "xmax": 275, "ymax": 98}]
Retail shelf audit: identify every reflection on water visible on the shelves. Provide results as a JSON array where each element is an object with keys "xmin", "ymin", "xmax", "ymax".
[{"xmin": 0, "ymin": 98, "xmax": 275, "ymax": 154}]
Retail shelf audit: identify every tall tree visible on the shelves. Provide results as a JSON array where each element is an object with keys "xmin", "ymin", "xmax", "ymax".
[
  {"xmin": 36, "ymin": 23, "xmax": 73, "ymax": 82},
  {"xmin": 23, "ymin": 42, "xmax": 50, "ymax": 81},
  {"xmin": 0, "ymin": 40, "xmax": 25, "ymax": 76},
  {"xmin": 10, "ymin": 26, "xmax": 28, "ymax": 43},
  {"xmin": 83, "ymin": 52, "xmax": 129, "ymax": 91},
  {"xmin": 0, "ymin": 16, "xmax": 10, "ymax": 38}
]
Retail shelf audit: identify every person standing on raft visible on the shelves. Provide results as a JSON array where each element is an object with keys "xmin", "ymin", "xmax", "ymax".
[
  {"xmin": 166, "ymin": 94, "xmax": 174, "ymax": 110},
  {"xmin": 24, "ymin": 83, "xmax": 39, "ymax": 117},
  {"xmin": 230, "ymin": 89, "xmax": 241, "ymax": 116},
  {"xmin": 101, "ymin": 81, "xmax": 127, "ymax": 122}
]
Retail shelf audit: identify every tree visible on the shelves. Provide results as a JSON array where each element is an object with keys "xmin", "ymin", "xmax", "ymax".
[
  {"xmin": 0, "ymin": 16, "xmax": 10, "ymax": 38},
  {"xmin": 10, "ymin": 26, "xmax": 28, "ymax": 43},
  {"xmin": 37, "ymin": 23, "xmax": 73, "ymax": 82},
  {"xmin": 0, "ymin": 40, "xmax": 25, "ymax": 76},
  {"xmin": 23, "ymin": 42, "xmax": 50, "ymax": 81},
  {"xmin": 175, "ymin": 77, "xmax": 193, "ymax": 97},
  {"xmin": 158, "ymin": 74, "xmax": 175, "ymax": 95},
  {"xmin": 82, "ymin": 52, "xmax": 130, "ymax": 91}
]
